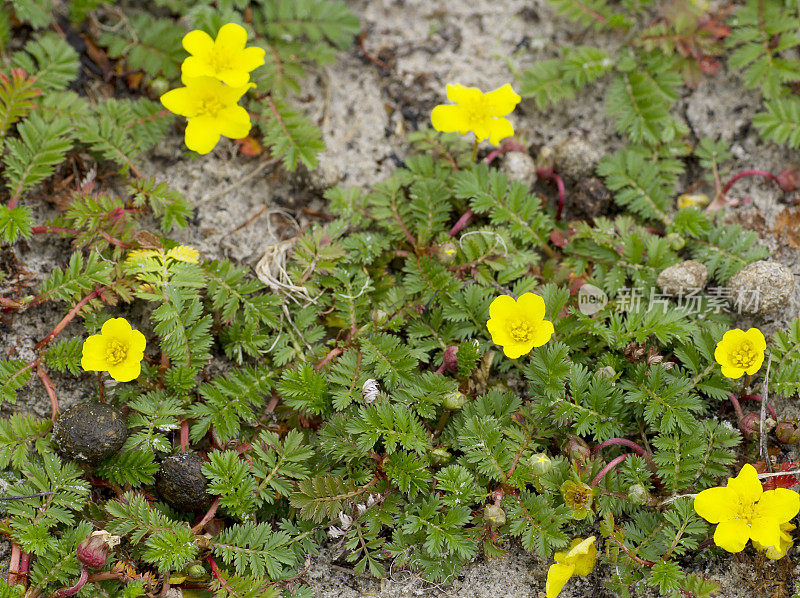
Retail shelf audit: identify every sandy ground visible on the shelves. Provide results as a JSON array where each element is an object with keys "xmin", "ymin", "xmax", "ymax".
[{"xmin": 3, "ymin": 0, "xmax": 800, "ymax": 595}]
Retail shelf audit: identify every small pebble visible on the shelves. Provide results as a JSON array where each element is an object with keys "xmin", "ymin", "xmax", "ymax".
[
  {"xmin": 550, "ymin": 134, "xmax": 601, "ymax": 179},
  {"xmin": 499, "ymin": 152, "xmax": 537, "ymax": 187},
  {"xmin": 727, "ymin": 260, "xmax": 795, "ymax": 315},
  {"xmin": 657, "ymin": 260, "xmax": 708, "ymax": 296}
]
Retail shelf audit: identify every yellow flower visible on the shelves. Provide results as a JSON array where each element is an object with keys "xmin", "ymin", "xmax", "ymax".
[
  {"xmin": 81, "ymin": 318, "xmax": 146, "ymax": 382},
  {"xmin": 693, "ymin": 463, "xmax": 800, "ymax": 553},
  {"xmin": 486, "ymin": 293, "xmax": 554, "ymax": 359},
  {"xmin": 714, "ymin": 328, "xmax": 766, "ymax": 379},
  {"xmin": 545, "ymin": 536, "xmax": 597, "ymax": 598},
  {"xmin": 181, "ymin": 23, "xmax": 265, "ymax": 87},
  {"xmin": 753, "ymin": 522, "xmax": 795, "ymax": 559},
  {"xmin": 166, "ymin": 245, "xmax": 200, "ymax": 264},
  {"xmin": 124, "ymin": 249, "xmax": 162, "ymax": 268},
  {"xmin": 431, "ymin": 83, "xmax": 521, "ymax": 146},
  {"xmin": 676, "ymin": 193, "xmax": 710, "ymax": 210},
  {"xmin": 160, "ymin": 75, "xmax": 253, "ymax": 154},
  {"xmin": 560, "ymin": 479, "xmax": 594, "ymax": 520}
]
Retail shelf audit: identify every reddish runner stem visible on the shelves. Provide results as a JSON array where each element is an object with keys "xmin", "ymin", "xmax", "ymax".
[
  {"xmin": 537, "ymin": 167, "xmax": 566, "ymax": 221},
  {"xmin": 180, "ymin": 420, "xmax": 189, "ymax": 452},
  {"xmin": 8, "ymin": 543, "xmax": 20, "ymax": 585},
  {"xmin": 37, "ymin": 363, "xmax": 59, "ymax": 421},
  {"xmin": 449, "ymin": 210, "xmax": 474, "ymax": 237},
  {"xmin": 590, "ymin": 453, "xmax": 630, "ymax": 487},
  {"xmin": 191, "ymin": 496, "xmax": 220, "ymax": 533},
  {"xmin": 740, "ymin": 394, "xmax": 778, "ymax": 421},
  {"xmin": 721, "ymin": 169, "xmax": 780, "ymax": 197},
  {"xmin": 592, "ymin": 438, "xmax": 647, "ymax": 457},
  {"xmin": 35, "ymin": 288, "xmax": 102, "ymax": 351},
  {"xmin": 52, "ymin": 565, "xmax": 88, "ymax": 597}
]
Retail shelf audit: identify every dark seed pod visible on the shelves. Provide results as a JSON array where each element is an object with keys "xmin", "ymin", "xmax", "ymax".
[
  {"xmin": 52, "ymin": 402, "xmax": 127, "ymax": 465},
  {"xmin": 156, "ymin": 452, "xmax": 212, "ymax": 512},
  {"xmin": 775, "ymin": 420, "xmax": 800, "ymax": 444}
]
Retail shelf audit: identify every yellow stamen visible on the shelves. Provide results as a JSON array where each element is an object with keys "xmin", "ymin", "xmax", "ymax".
[
  {"xmin": 105, "ymin": 339, "xmax": 128, "ymax": 366},
  {"xmin": 508, "ymin": 318, "xmax": 535, "ymax": 343}
]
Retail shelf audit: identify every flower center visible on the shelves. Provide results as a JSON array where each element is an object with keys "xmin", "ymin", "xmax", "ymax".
[
  {"xmin": 105, "ymin": 339, "xmax": 128, "ymax": 366},
  {"xmin": 209, "ymin": 50, "xmax": 232, "ymax": 73},
  {"xmin": 198, "ymin": 94, "xmax": 225, "ymax": 118},
  {"xmin": 733, "ymin": 498, "xmax": 757, "ymax": 523},
  {"xmin": 463, "ymin": 96, "xmax": 491, "ymax": 126},
  {"xmin": 730, "ymin": 341, "xmax": 757, "ymax": 369},
  {"xmin": 508, "ymin": 318, "xmax": 535, "ymax": 343}
]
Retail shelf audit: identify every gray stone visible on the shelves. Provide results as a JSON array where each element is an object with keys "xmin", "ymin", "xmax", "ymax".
[
  {"xmin": 727, "ymin": 260, "xmax": 795, "ymax": 315},
  {"xmin": 499, "ymin": 152, "xmax": 537, "ymax": 187},
  {"xmin": 550, "ymin": 135, "xmax": 602, "ymax": 179},
  {"xmin": 657, "ymin": 260, "xmax": 708, "ymax": 296}
]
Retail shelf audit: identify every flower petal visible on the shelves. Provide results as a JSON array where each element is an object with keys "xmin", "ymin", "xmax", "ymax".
[
  {"xmin": 445, "ymin": 83, "xmax": 481, "ymax": 105},
  {"xmin": 713, "ymin": 518, "xmax": 750, "ymax": 552},
  {"xmin": 531, "ymin": 319, "xmax": 555, "ymax": 347},
  {"xmin": 101, "ymin": 317, "xmax": 133, "ymax": 339},
  {"xmin": 756, "ymin": 488, "xmax": 800, "ymax": 523},
  {"xmin": 218, "ymin": 69, "xmax": 250, "ymax": 87},
  {"xmin": 431, "ymin": 104, "xmax": 468, "ymax": 134},
  {"xmin": 180, "ymin": 56, "xmax": 215, "ymax": 80},
  {"xmin": 215, "ymin": 23, "xmax": 248, "ymax": 51},
  {"xmin": 694, "ymin": 486, "xmax": 737, "ymax": 523},
  {"xmin": 720, "ymin": 364, "xmax": 744, "ymax": 379},
  {"xmin": 727, "ymin": 463, "xmax": 763, "ymax": 505},
  {"xmin": 486, "ymin": 317, "xmax": 513, "ymax": 348},
  {"xmin": 748, "ymin": 519, "xmax": 781, "ymax": 550},
  {"xmin": 107, "ymin": 359, "xmax": 142, "ymax": 383},
  {"xmin": 489, "ymin": 295, "xmax": 518, "ymax": 320},
  {"xmin": 516, "ymin": 293, "xmax": 546, "ymax": 321},
  {"xmin": 182, "ymin": 29, "xmax": 214, "ymax": 56},
  {"xmin": 483, "ymin": 83, "xmax": 521, "ymax": 116},
  {"xmin": 215, "ymin": 105, "xmax": 252, "ymax": 140},
  {"xmin": 81, "ymin": 335, "xmax": 107, "ymax": 372},
  {"xmin": 545, "ymin": 562, "xmax": 575, "ymax": 598},
  {"xmin": 237, "ymin": 46, "xmax": 266, "ymax": 72},
  {"xmin": 160, "ymin": 86, "xmax": 197, "ymax": 117},
  {"xmin": 744, "ymin": 328, "xmax": 767, "ymax": 351},
  {"xmin": 217, "ymin": 81, "xmax": 256, "ymax": 105},
  {"xmin": 487, "ymin": 117, "xmax": 514, "ymax": 145},
  {"xmin": 501, "ymin": 339, "xmax": 534, "ymax": 359},
  {"xmin": 185, "ymin": 116, "xmax": 222, "ymax": 154},
  {"xmin": 570, "ymin": 537, "xmax": 597, "ymax": 576},
  {"xmin": 745, "ymin": 350, "xmax": 766, "ymax": 375},
  {"xmin": 128, "ymin": 329, "xmax": 147, "ymax": 356}
]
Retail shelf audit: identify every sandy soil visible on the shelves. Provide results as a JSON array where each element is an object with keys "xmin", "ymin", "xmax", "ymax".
[{"xmin": 3, "ymin": 0, "xmax": 800, "ymax": 595}]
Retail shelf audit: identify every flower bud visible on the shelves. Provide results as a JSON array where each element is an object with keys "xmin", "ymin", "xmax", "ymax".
[
  {"xmin": 149, "ymin": 77, "xmax": 169, "ymax": 97},
  {"xmin": 563, "ymin": 436, "xmax": 591, "ymax": 465},
  {"xmin": 442, "ymin": 391, "xmax": 468, "ymax": 410},
  {"xmin": 483, "ymin": 504, "xmax": 506, "ymax": 527},
  {"xmin": 778, "ymin": 168, "xmax": 800, "ymax": 192},
  {"xmin": 430, "ymin": 447, "xmax": 452, "ymax": 466},
  {"xmin": 437, "ymin": 242, "xmax": 458, "ymax": 264},
  {"xmin": 530, "ymin": 453, "xmax": 553, "ymax": 475},
  {"xmin": 775, "ymin": 420, "xmax": 800, "ymax": 444},
  {"xmin": 441, "ymin": 346, "xmax": 459, "ymax": 374},
  {"xmin": 665, "ymin": 232, "xmax": 685, "ymax": 251},
  {"xmin": 371, "ymin": 309, "xmax": 390, "ymax": 326},
  {"xmin": 77, "ymin": 530, "xmax": 120, "ymax": 570},
  {"xmin": 739, "ymin": 412, "xmax": 760, "ymax": 439},
  {"xmin": 627, "ymin": 484, "xmax": 649, "ymax": 505},
  {"xmin": 186, "ymin": 564, "xmax": 206, "ymax": 579},
  {"xmin": 595, "ymin": 366, "xmax": 616, "ymax": 381},
  {"xmin": 676, "ymin": 193, "xmax": 710, "ymax": 210}
]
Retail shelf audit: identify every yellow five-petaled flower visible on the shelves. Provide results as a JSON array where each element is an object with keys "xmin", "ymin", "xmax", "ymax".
[
  {"xmin": 545, "ymin": 536, "xmax": 597, "ymax": 598},
  {"xmin": 693, "ymin": 463, "xmax": 800, "ymax": 554},
  {"xmin": 486, "ymin": 293, "xmax": 554, "ymax": 359},
  {"xmin": 431, "ymin": 83, "xmax": 521, "ymax": 146},
  {"xmin": 81, "ymin": 318, "xmax": 146, "ymax": 382},
  {"xmin": 160, "ymin": 75, "xmax": 253, "ymax": 155},
  {"xmin": 181, "ymin": 23, "xmax": 265, "ymax": 87},
  {"xmin": 714, "ymin": 327, "xmax": 766, "ymax": 379}
]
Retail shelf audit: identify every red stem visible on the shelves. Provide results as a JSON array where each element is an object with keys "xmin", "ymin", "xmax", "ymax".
[
  {"xmin": 593, "ymin": 438, "xmax": 647, "ymax": 457},
  {"xmin": 180, "ymin": 420, "xmax": 189, "ymax": 452},
  {"xmin": 315, "ymin": 347, "xmax": 343, "ymax": 370},
  {"xmin": 740, "ymin": 394, "xmax": 778, "ymax": 421},
  {"xmin": 31, "ymin": 226, "xmax": 79, "ymax": 235},
  {"xmin": 191, "ymin": 496, "xmax": 220, "ymax": 533},
  {"xmin": 482, "ymin": 140, "xmax": 527, "ymax": 165},
  {"xmin": 53, "ymin": 565, "xmax": 88, "ymax": 597},
  {"xmin": 8, "ymin": 543, "xmax": 20, "ymax": 585},
  {"xmin": 449, "ymin": 210, "xmax": 474, "ymax": 236},
  {"xmin": 35, "ymin": 288, "xmax": 102, "ymax": 351},
  {"xmin": 721, "ymin": 169, "xmax": 780, "ymax": 197},
  {"xmin": 590, "ymin": 453, "xmax": 630, "ymax": 487},
  {"xmin": 37, "ymin": 363, "xmax": 59, "ymax": 421},
  {"xmin": 537, "ymin": 168, "xmax": 566, "ymax": 221},
  {"xmin": 18, "ymin": 551, "xmax": 29, "ymax": 587},
  {"xmin": 728, "ymin": 393, "xmax": 745, "ymax": 421}
]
